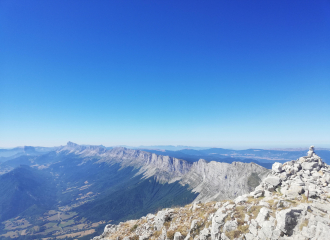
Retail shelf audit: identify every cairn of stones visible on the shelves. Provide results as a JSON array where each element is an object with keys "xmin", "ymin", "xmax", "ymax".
[{"xmin": 252, "ymin": 145, "xmax": 330, "ymax": 200}]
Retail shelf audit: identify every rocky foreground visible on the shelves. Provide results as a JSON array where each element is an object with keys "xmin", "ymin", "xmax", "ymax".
[{"xmin": 93, "ymin": 146, "xmax": 330, "ymax": 240}]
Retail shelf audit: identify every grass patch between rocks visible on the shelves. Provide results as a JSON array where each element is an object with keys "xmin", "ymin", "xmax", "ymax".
[
  {"xmin": 248, "ymin": 206, "xmax": 262, "ymax": 219},
  {"xmin": 299, "ymin": 219, "xmax": 309, "ymax": 231}
]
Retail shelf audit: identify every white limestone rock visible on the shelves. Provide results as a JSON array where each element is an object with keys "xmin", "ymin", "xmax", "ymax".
[
  {"xmin": 104, "ymin": 224, "xmax": 116, "ymax": 234},
  {"xmin": 264, "ymin": 176, "xmax": 281, "ymax": 187},
  {"xmin": 244, "ymin": 233, "xmax": 256, "ymax": 240},
  {"xmin": 139, "ymin": 234, "xmax": 150, "ymax": 240},
  {"xmin": 234, "ymin": 195, "xmax": 248, "ymax": 204},
  {"xmin": 251, "ymin": 189, "xmax": 264, "ymax": 198},
  {"xmin": 190, "ymin": 219, "xmax": 198, "ymax": 230},
  {"xmin": 244, "ymin": 213, "xmax": 250, "ymax": 222},
  {"xmin": 211, "ymin": 210, "xmax": 227, "ymax": 240},
  {"xmin": 249, "ymin": 219, "xmax": 258, "ymax": 236},
  {"xmin": 192, "ymin": 202, "xmax": 201, "ymax": 211},
  {"xmin": 158, "ymin": 227, "xmax": 167, "ymax": 240},
  {"xmin": 276, "ymin": 208, "xmax": 304, "ymax": 235},
  {"xmin": 301, "ymin": 225, "xmax": 316, "ymax": 239},
  {"xmin": 273, "ymin": 162, "xmax": 283, "ymax": 173},
  {"xmin": 223, "ymin": 219, "xmax": 237, "ymax": 232},
  {"xmin": 173, "ymin": 232, "xmax": 183, "ymax": 240},
  {"xmin": 199, "ymin": 228, "xmax": 210, "ymax": 240},
  {"xmin": 285, "ymin": 185, "xmax": 304, "ymax": 198},
  {"xmin": 280, "ymin": 171, "xmax": 288, "ymax": 181},
  {"xmin": 220, "ymin": 232, "xmax": 230, "ymax": 240},
  {"xmin": 307, "ymin": 146, "xmax": 315, "ymax": 157},
  {"xmin": 313, "ymin": 221, "xmax": 330, "ymax": 240},
  {"xmin": 154, "ymin": 209, "xmax": 175, "ymax": 230},
  {"xmin": 255, "ymin": 207, "xmax": 271, "ymax": 225},
  {"xmin": 302, "ymin": 162, "xmax": 318, "ymax": 171}
]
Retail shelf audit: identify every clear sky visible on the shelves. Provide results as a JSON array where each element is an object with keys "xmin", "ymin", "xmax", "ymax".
[{"xmin": 1, "ymin": 0, "xmax": 330, "ymax": 149}]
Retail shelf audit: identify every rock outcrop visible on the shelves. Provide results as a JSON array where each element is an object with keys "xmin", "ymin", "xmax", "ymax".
[{"xmin": 92, "ymin": 146, "xmax": 330, "ymax": 240}]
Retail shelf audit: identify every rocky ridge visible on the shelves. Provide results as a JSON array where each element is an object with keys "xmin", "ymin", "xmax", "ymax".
[
  {"xmin": 58, "ymin": 142, "xmax": 268, "ymax": 202},
  {"xmin": 92, "ymin": 146, "xmax": 330, "ymax": 240}
]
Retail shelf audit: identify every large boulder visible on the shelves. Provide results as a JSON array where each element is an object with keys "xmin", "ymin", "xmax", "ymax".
[
  {"xmin": 302, "ymin": 162, "xmax": 318, "ymax": 171},
  {"xmin": 255, "ymin": 207, "xmax": 271, "ymax": 225},
  {"xmin": 264, "ymin": 176, "xmax": 281, "ymax": 187},
  {"xmin": 154, "ymin": 209, "xmax": 175, "ymax": 230},
  {"xmin": 258, "ymin": 217, "xmax": 278, "ymax": 239},
  {"xmin": 284, "ymin": 185, "xmax": 304, "ymax": 198},
  {"xmin": 276, "ymin": 208, "xmax": 304, "ymax": 235},
  {"xmin": 234, "ymin": 195, "xmax": 248, "ymax": 204},
  {"xmin": 249, "ymin": 219, "xmax": 258, "ymax": 236},
  {"xmin": 211, "ymin": 211, "xmax": 228, "ymax": 240},
  {"xmin": 323, "ymin": 173, "xmax": 330, "ymax": 183},
  {"xmin": 251, "ymin": 189, "xmax": 264, "ymax": 198},
  {"xmin": 272, "ymin": 162, "xmax": 283, "ymax": 173}
]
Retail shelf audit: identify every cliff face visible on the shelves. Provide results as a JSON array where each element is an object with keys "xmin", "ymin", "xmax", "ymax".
[
  {"xmin": 93, "ymin": 146, "xmax": 330, "ymax": 240},
  {"xmin": 181, "ymin": 160, "xmax": 269, "ymax": 202},
  {"xmin": 58, "ymin": 142, "xmax": 268, "ymax": 202}
]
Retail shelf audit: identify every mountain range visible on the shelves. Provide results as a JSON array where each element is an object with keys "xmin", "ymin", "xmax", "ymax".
[{"xmin": 0, "ymin": 143, "xmax": 329, "ymax": 239}]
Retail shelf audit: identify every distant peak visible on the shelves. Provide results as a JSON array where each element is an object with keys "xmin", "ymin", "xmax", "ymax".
[
  {"xmin": 67, "ymin": 141, "xmax": 78, "ymax": 147},
  {"xmin": 23, "ymin": 146, "xmax": 36, "ymax": 153},
  {"xmin": 112, "ymin": 146, "xmax": 128, "ymax": 151}
]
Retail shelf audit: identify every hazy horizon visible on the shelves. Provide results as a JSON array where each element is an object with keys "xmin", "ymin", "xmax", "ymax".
[{"xmin": 1, "ymin": 141, "xmax": 329, "ymax": 151}]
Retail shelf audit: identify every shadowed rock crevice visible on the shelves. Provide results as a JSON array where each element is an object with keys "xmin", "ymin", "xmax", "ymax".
[{"xmin": 247, "ymin": 172, "xmax": 261, "ymax": 191}]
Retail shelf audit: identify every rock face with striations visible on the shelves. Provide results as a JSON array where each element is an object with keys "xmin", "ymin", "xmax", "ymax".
[
  {"xmin": 181, "ymin": 160, "xmax": 269, "ymax": 202},
  {"xmin": 92, "ymin": 146, "xmax": 330, "ymax": 240}
]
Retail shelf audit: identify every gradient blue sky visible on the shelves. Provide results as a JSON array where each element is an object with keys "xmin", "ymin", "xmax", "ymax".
[{"xmin": 1, "ymin": 0, "xmax": 330, "ymax": 149}]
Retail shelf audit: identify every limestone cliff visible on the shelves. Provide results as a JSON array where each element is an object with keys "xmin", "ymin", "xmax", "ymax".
[
  {"xmin": 181, "ymin": 160, "xmax": 268, "ymax": 202},
  {"xmin": 58, "ymin": 142, "xmax": 268, "ymax": 202}
]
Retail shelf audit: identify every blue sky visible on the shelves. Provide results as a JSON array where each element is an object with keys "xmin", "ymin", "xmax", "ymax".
[{"xmin": 1, "ymin": 0, "xmax": 330, "ymax": 148}]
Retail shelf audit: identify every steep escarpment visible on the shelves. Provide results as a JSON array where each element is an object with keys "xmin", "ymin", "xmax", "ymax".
[
  {"xmin": 59, "ymin": 143, "xmax": 192, "ymax": 183},
  {"xmin": 58, "ymin": 142, "xmax": 268, "ymax": 202},
  {"xmin": 93, "ymin": 146, "xmax": 330, "ymax": 240},
  {"xmin": 182, "ymin": 160, "xmax": 269, "ymax": 202}
]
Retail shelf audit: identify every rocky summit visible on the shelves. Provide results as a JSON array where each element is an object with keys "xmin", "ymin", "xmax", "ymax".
[{"xmin": 92, "ymin": 146, "xmax": 330, "ymax": 240}]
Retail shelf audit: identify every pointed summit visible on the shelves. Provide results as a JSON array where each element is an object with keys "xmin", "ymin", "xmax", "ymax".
[{"xmin": 67, "ymin": 141, "xmax": 78, "ymax": 147}]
